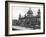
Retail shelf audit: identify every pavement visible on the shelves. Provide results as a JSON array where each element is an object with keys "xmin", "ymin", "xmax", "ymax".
[{"xmin": 12, "ymin": 25, "xmax": 32, "ymax": 30}]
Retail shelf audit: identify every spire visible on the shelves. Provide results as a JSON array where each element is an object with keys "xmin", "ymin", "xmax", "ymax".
[
  {"xmin": 37, "ymin": 9, "xmax": 40, "ymax": 18},
  {"xmin": 19, "ymin": 13, "xmax": 21, "ymax": 19},
  {"xmin": 37, "ymin": 9, "xmax": 40, "ymax": 15}
]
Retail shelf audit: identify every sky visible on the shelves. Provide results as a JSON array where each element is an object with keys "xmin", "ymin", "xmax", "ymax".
[{"xmin": 12, "ymin": 6, "xmax": 39, "ymax": 20}]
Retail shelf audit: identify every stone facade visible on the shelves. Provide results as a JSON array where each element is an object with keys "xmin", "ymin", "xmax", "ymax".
[{"xmin": 12, "ymin": 9, "xmax": 40, "ymax": 29}]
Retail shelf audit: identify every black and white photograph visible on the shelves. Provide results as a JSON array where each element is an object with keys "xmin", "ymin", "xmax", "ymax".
[
  {"xmin": 12, "ymin": 7, "xmax": 41, "ymax": 30},
  {"xmin": 5, "ymin": 1, "xmax": 45, "ymax": 36}
]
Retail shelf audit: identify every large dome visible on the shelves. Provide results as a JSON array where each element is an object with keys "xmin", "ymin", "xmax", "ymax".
[{"xmin": 27, "ymin": 8, "xmax": 33, "ymax": 14}]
